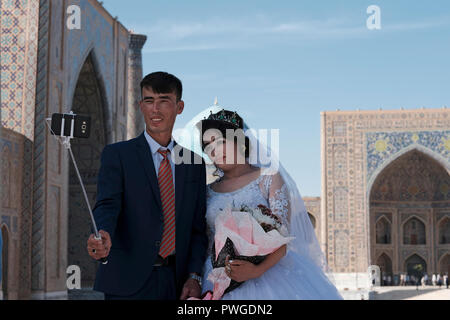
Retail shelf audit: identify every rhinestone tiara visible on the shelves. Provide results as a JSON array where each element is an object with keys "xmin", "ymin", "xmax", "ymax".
[{"xmin": 204, "ymin": 109, "xmax": 243, "ymax": 129}]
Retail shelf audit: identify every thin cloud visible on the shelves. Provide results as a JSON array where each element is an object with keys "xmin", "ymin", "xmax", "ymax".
[
  {"xmin": 384, "ymin": 19, "xmax": 450, "ymax": 31},
  {"xmin": 143, "ymin": 43, "xmax": 239, "ymax": 53},
  {"xmin": 133, "ymin": 15, "xmax": 450, "ymax": 53}
]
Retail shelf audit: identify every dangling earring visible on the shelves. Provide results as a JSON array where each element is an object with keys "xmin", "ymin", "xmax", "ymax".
[{"xmin": 213, "ymin": 167, "xmax": 224, "ymax": 178}]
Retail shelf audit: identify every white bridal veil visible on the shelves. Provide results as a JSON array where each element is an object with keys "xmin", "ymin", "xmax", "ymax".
[{"xmin": 175, "ymin": 103, "xmax": 336, "ymax": 283}]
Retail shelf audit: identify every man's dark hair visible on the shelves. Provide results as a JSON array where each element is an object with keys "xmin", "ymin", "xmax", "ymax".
[{"xmin": 140, "ymin": 71, "xmax": 183, "ymax": 101}]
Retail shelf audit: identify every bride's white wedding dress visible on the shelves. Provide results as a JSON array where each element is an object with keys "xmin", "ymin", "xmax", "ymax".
[{"xmin": 201, "ymin": 171, "xmax": 343, "ymax": 300}]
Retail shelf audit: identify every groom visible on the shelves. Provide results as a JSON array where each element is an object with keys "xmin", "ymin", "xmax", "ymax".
[{"xmin": 87, "ymin": 72, "xmax": 208, "ymax": 300}]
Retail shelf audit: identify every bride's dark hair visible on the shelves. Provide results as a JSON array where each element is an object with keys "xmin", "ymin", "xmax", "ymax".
[{"xmin": 196, "ymin": 109, "xmax": 251, "ymax": 158}]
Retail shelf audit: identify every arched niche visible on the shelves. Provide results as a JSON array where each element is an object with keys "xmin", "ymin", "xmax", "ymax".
[
  {"xmin": 403, "ymin": 217, "xmax": 426, "ymax": 245},
  {"xmin": 376, "ymin": 216, "xmax": 391, "ymax": 244},
  {"xmin": 68, "ymin": 52, "xmax": 108, "ymax": 288}
]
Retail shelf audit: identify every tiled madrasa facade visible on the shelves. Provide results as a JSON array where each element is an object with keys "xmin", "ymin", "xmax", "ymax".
[
  {"xmin": 0, "ymin": 0, "xmax": 146, "ymax": 299},
  {"xmin": 303, "ymin": 109, "xmax": 450, "ymax": 298}
]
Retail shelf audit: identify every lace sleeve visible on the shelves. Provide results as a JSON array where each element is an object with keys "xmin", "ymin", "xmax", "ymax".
[{"xmin": 260, "ymin": 172, "xmax": 291, "ymax": 231}]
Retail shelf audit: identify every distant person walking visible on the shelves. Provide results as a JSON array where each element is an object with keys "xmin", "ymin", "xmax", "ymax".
[
  {"xmin": 423, "ymin": 274, "xmax": 429, "ymax": 286},
  {"xmin": 437, "ymin": 274, "xmax": 443, "ymax": 288},
  {"xmin": 432, "ymin": 274, "xmax": 437, "ymax": 286}
]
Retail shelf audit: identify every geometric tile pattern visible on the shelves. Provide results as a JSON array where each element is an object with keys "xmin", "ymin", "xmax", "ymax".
[
  {"xmin": 322, "ymin": 109, "xmax": 450, "ymax": 275},
  {"xmin": 65, "ymin": 0, "xmax": 114, "ymax": 114},
  {"xmin": 334, "ymin": 229, "xmax": 349, "ymax": 268},
  {"xmin": 31, "ymin": 0, "xmax": 50, "ymax": 293},
  {"xmin": 370, "ymin": 150, "xmax": 450, "ymax": 202},
  {"xmin": 19, "ymin": 138, "xmax": 33, "ymax": 298},
  {"xmin": 370, "ymin": 150, "xmax": 450, "ymax": 278},
  {"xmin": 0, "ymin": 126, "xmax": 26, "ymax": 299},
  {"xmin": 366, "ymin": 130, "xmax": 450, "ymax": 181},
  {"xmin": 65, "ymin": 0, "xmax": 131, "ymax": 144},
  {"xmin": 1, "ymin": 0, "xmax": 39, "ymax": 140},
  {"xmin": 1, "ymin": 0, "xmax": 145, "ymax": 299}
]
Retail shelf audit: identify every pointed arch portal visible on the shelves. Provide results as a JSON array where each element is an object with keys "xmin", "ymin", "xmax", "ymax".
[
  {"xmin": 370, "ymin": 149, "xmax": 450, "ymax": 277},
  {"xmin": 68, "ymin": 53, "xmax": 108, "ymax": 288}
]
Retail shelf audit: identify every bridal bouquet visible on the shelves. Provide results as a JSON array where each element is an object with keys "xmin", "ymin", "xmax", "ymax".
[{"xmin": 204, "ymin": 204, "xmax": 294, "ymax": 300}]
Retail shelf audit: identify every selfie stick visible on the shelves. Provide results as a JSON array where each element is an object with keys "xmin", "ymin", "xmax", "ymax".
[{"xmin": 46, "ymin": 111, "xmax": 108, "ymax": 264}]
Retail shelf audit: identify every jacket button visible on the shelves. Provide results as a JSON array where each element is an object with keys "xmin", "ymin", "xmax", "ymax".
[{"xmin": 155, "ymin": 241, "xmax": 161, "ymax": 247}]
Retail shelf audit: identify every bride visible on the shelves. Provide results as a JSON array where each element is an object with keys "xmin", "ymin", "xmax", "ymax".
[{"xmin": 187, "ymin": 107, "xmax": 342, "ymax": 300}]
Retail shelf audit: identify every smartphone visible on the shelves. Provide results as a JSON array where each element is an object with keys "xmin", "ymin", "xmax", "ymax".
[{"xmin": 50, "ymin": 113, "xmax": 91, "ymax": 138}]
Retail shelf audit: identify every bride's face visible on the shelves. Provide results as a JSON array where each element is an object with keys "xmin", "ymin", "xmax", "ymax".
[{"xmin": 203, "ymin": 136, "xmax": 244, "ymax": 171}]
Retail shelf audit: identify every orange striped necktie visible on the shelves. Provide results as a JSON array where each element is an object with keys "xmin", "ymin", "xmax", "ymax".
[{"xmin": 157, "ymin": 148, "xmax": 175, "ymax": 258}]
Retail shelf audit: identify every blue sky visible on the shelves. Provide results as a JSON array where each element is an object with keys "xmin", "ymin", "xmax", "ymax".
[{"xmin": 103, "ymin": 0, "xmax": 450, "ymax": 196}]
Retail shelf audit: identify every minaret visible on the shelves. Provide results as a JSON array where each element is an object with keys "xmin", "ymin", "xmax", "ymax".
[{"xmin": 127, "ymin": 32, "xmax": 147, "ymax": 139}]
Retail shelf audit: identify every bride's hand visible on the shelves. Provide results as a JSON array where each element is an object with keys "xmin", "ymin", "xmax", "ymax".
[{"xmin": 225, "ymin": 256, "xmax": 262, "ymax": 282}]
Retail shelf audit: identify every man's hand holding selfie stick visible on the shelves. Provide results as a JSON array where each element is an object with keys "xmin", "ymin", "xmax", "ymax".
[{"xmin": 87, "ymin": 230, "xmax": 111, "ymax": 262}]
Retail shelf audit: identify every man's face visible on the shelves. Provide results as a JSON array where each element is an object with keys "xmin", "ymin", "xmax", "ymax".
[{"xmin": 139, "ymin": 86, "xmax": 184, "ymax": 136}]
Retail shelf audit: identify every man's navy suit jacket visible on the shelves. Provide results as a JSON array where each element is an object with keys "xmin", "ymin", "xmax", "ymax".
[{"xmin": 92, "ymin": 132, "xmax": 208, "ymax": 297}]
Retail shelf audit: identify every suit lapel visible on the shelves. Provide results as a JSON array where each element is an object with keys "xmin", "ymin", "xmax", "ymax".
[
  {"xmin": 135, "ymin": 132, "xmax": 163, "ymax": 211},
  {"xmin": 136, "ymin": 134, "xmax": 187, "ymax": 216}
]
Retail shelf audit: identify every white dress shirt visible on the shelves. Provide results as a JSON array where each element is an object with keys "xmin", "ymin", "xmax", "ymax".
[
  {"xmin": 143, "ymin": 129, "xmax": 176, "ymax": 187},
  {"xmin": 144, "ymin": 130, "xmax": 177, "ymax": 257}
]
